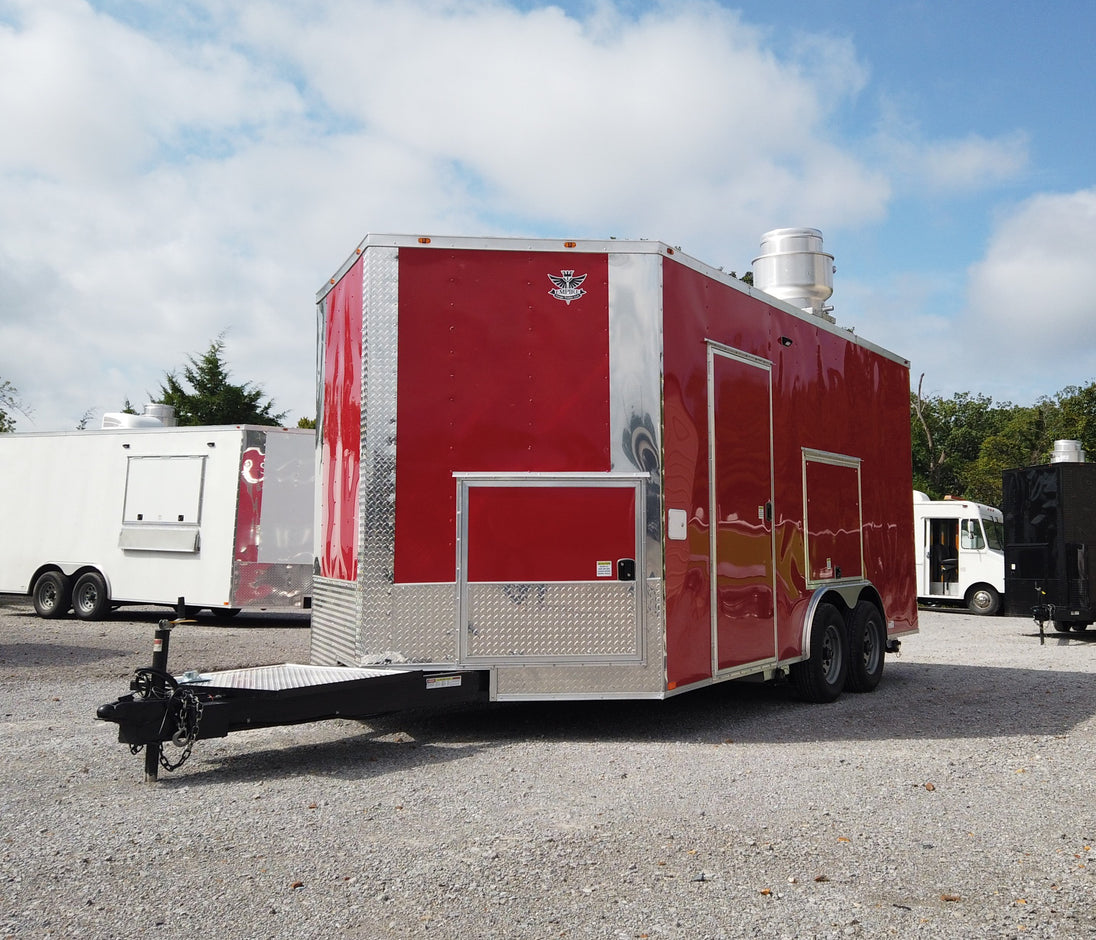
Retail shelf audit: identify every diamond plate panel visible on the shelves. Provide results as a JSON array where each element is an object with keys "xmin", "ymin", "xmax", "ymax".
[
  {"xmin": 355, "ymin": 583, "xmax": 458, "ymax": 664},
  {"xmin": 494, "ymin": 577, "xmax": 666, "ymax": 697},
  {"xmin": 186, "ymin": 663, "xmax": 409, "ymax": 692},
  {"xmin": 464, "ymin": 582, "xmax": 640, "ymax": 661},
  {"xmin": 231, "ymin": 561, "xmax": 312, "ymax": 609}
]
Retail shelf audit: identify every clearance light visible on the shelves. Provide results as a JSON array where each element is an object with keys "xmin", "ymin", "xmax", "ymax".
[
  {"xmin": 418, "ymin": 237, "xmax": 432, "ymax": 244},
  {"xmin": 564, "ymin": 241, "xmax": 577, "ymax": 248},
  {"xmin": 666, "ymin": 247, "xmax": 675, "ymax": 255}
]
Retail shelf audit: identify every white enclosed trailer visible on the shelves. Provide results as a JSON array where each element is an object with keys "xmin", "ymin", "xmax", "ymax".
[
  {"xmin": 0, "ymin": 425, "xmax": 314, "ymax": 618},
  {"xmin": 913, "ymin": 491, "xmax": 1005, "ymax": 615}
]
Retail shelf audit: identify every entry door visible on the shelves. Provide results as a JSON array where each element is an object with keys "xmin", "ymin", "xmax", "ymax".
[
  {"xmin": 927, "ymin": 518, "xmax": 959, "ymax": 595},
  {"xmin": 708, "ymin": 344, "xmax": 777, "ymax": 672}
]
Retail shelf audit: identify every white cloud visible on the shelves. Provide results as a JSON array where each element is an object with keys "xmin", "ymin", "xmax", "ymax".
[
  {"xmin": 0, "ymin": 0, "xmax": 1017, "ymax": 429},
  {"xmin": 873, "ymin": 104, "xmax": 1029, "ymax": 194},
  {"xmin": 0, "ymin": 0, "xmax": 303, "ymax": 183},
  {"xmin": 966, "ymin": 188, "xmax": 1096, "ymax": 338}
]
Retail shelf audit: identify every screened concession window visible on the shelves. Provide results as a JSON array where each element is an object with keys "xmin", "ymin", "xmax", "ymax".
[{"xmin": 123, "ymin": 456, "xmax": 206, "ymax": 525}]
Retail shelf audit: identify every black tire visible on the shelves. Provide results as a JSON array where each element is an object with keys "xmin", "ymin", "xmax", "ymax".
[
  {"xmin": 965, "ymin": 585, "xmax": 1001, "ymax": 616},
  {"xmin": 72, "ymin": 571, "xmax": 110, "ymax": 621},
  {"xmin": 1071, "ymin": 623, "xmax": 1090, "ymax": 633},
  {"xmin": 1052, "ymin": 621, "xmax": 1072, "ymax": 634},
  {"xmin": 845, "ymin": 602, "xmax": 886, "ymax": 693},
  {"xmin": 32, "ymin": 571, "xmax": 71, "ymax": 619},
  {"xmin": 791, "ymin": 602, "xmax": 849, "ymax": 703}
]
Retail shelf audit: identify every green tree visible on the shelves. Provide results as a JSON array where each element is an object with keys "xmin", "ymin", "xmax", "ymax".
[
  {"xmin": 1047, "ymin": 382, "xmax": 1096, "ymax": 455},
  {"xmin": 911, "ymin": 377, "xmax": 1011, "ymax": 499},
  {"xmin": 910, "ymin": 379, "xmax": 1096, "ymax": 508},
  {"xmin": 158, "ymin": 335, "xmax": 286, "ymax": 426},
  {"xmin": 296, "ymin": 417, "xmax": 316, "ymax": 429},
  {"xmin": 0, "ymin": 378, "xmax": 28, "ymax": 432},
  {"xmin": 964, "ymin": 401, "xmax": 1055, "ymax": 506}
]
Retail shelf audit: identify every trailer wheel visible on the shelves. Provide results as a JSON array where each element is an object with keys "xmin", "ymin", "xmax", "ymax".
[
  {"xmin": 72, "ymin": 571, "xmax": 110, "ymax": 621},
  {"xmin": 791, "ymin": 602, "xmax": 848, "ymax": 703},
  {"xmin": 1051, "ymin": 622, "xmax": 1072, "ymax": 634},
  {"xmin": 965, "ymin": 585, "xmax": 1000, "ymax": 616},
  {"xmin": 32, "ymin": 571, "xmax": 72, "ymax": 619},
  {"xmin": 845, "ymin": 602, "xmax": 885, "ymax": 693}
]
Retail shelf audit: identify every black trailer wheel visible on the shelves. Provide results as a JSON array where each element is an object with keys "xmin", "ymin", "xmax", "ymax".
[
  {"xmin": 845, "ymin": 602, "xmax": 885, "ymax": 693},
  {"xmin": 72, "ymin": 571, "xmax": 110, "ymax": 621},
  {"xmin": 965, "ymin": 585, "xmax": 1001, "ymax": 616},
  {"xmin": 791, "ymin": 602, "xmax": 848, "ymax": 703},
  {"xmin": 32, "ymin": 571, "xmax": 72, "ymax": 619},
  {"xmin": 1071, "ymin": 623, "xmax": 1090, "ymax": 632},
  {"xmin": 1051, "ymin": 621, "xmax": 1072, "ymax": 634}
]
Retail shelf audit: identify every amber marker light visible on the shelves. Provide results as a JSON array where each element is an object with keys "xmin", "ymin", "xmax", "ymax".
[
  {"xmin": 418, "ymin": 237, "xmax": 431, "ymax": 244},
  {"xmin": 563, "ymin": 241, "xmax": 577, "ymax": 248}
]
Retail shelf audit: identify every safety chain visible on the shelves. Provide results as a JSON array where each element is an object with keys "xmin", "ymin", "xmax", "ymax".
[
  {"xmin": 126, "ymin": 668, "xmax": 204, "ymax": 771},
  {"xmin": 161, "ymin": 687, "xmax": 203, "ymax": 770}
]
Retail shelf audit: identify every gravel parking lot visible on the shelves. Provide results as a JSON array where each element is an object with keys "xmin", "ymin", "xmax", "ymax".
[{"xmin": 1, "ymin": 596, "xmax": 1094, "ymax": 939}]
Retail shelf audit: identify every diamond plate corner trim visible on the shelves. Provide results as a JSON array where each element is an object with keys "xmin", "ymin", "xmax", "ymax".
[
  {"xmin": 310, "ymin": 576, "xmax": 360, "ymax": 666},
  {"xmin": 358, "ymin": 245, "xmax": 399, "ymax": 665}
]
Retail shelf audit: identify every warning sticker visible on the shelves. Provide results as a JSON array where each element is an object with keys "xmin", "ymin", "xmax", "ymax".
[
  {"xmin": 426, "ymin": 675, "xmax": 463, "ymax": 690},
  {"xmin": 596, "ymin": 560, "xmax": 613, "ymax": 578}
]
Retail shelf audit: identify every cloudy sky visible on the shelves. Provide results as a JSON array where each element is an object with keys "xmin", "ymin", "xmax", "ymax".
[{"xmin": 1, "ymin": 0, "xmax": 1094, "ymax": 430}]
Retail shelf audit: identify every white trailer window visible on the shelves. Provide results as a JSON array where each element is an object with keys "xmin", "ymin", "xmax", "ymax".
[{"xmin": 123, "ymin": 456, "xmax": 206, "ymax": 524}]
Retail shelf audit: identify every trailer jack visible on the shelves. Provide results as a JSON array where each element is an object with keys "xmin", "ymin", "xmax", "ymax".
[
  {"xmin": 96, "ymin": 607, "xmax": 491, "ymax": 781},
  {"xmin": 1033, "ymin": 604, "xmax": 1052, "ymax": 645}
]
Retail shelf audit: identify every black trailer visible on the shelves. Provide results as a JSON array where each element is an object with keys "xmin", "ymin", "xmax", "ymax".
[{"xmin": 1001, "ymin": 460, "xmax": 1096, "ymax": 632}]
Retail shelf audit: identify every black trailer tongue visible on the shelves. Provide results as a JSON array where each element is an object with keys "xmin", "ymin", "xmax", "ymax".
[{"xmin": 96, "ymin": 616, "xmax": 489, "ymax": 781}]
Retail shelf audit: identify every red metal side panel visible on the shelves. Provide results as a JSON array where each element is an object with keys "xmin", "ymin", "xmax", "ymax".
[
  {"xmin": 394, "ymin": 248, "xmax": 611, "ymax": 585},
  {"xmin": 234, "ymin": 444, "xmax": 264, "ymax": 564},
  {"xmin": 319, "ymin": 256, "xmax": 362, "ymax": 581},
  {"xmin": 804, "ymin": 459, "xmax": 863, "ymax": 581},
  {"xmin": 662, "ymin": 260, "xmax": 917, "ymax": 688},
  {"xmin": 467, "ymin": 487, "xmax": 636, "ymax": 583}
]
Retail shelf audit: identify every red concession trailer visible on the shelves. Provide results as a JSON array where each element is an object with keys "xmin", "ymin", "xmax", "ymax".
[{"xmin": 311, "ymin": 231, "xmax": 917, "ymax": 703}]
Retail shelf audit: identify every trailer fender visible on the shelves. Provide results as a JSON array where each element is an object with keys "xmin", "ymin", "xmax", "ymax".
[{"xmin": 799, "ymin": 582, "xmax": 885, "ymax": 660}]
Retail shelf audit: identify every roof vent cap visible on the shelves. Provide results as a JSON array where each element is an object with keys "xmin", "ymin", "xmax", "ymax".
[
  {"xmin": 1051, "ymin": 439, "xmax": 1085, "ymax": 463},
  {"xmin": 752, "ymin": 227, "xmax": 835, "ymax": 322}
]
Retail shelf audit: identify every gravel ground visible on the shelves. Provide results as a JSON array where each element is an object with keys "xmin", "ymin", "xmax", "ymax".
[{"xmin": 1, "ymin": 596, "xmax": 1095, "ymax": 940}]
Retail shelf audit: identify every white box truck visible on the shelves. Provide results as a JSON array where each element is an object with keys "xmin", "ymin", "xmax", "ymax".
[
  {"xmin": 0, "ymin": 423, "xmax": 314, "ymax": 619},
  {"xmin": 913, "ymin": 491, "xmax": 1005, "ymax": 614}
]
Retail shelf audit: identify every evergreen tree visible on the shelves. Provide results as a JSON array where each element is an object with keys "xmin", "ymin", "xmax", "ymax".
[{"xmin": 158, "ymin": 335, "xmax": 286, "ymax": 426}]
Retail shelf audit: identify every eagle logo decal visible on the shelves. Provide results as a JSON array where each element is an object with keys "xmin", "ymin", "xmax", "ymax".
[{"xmin": 548, "ymin": 270, "xmax": 587, "ymax": 305}]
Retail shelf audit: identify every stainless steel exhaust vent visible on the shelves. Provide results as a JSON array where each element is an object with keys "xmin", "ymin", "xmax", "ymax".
[
  {"xmin": 1051, "ymin": 439, "xmax": 1085, "ymax": 463},
  {"xmin": 752, "ymin": 227, "xmax": 835, "ymax": 322}
]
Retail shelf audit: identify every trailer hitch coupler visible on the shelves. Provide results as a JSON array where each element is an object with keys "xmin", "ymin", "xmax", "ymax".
[{"xmin": 143, "ymin": 614, "xmax": 177, "ymax": 782}]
